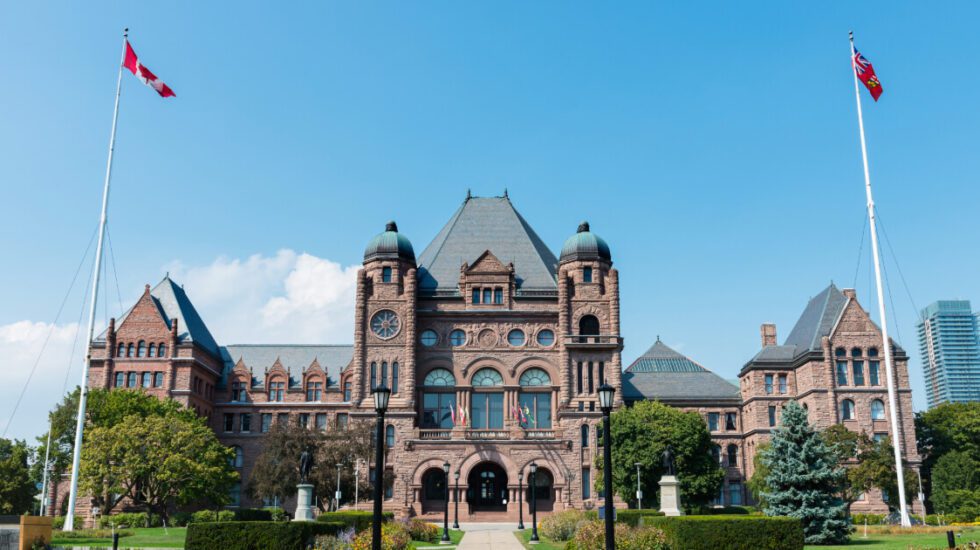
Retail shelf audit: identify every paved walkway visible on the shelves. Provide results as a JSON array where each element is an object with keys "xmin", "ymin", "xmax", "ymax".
[{"xmin": 456, "ymin": 525, "xmax": 525, "ymax": 549}]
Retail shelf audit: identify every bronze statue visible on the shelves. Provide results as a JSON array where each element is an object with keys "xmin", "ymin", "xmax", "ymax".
[
  {"xmin": 299, "ymin": 448, "xmax": 313, "ymax": 483},
  {"xmin": 662, "ymin": 444, "xmax": 676, "ymax": 476}
]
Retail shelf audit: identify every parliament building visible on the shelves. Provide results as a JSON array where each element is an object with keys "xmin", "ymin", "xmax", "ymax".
[{"xmin": 62, "ymin": 194, "xmax": 921, "ymax": 521}]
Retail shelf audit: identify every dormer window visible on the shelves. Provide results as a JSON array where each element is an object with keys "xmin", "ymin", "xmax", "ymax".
[
  {"xmin": 494, "ymin": 288, "xmax": 503, "ymax": 304},
  {"xmin": 306, "ymin": 380, "xmax": 322, "ymax": 402},
  {"xmin": 232, "ymin": 380, "xmax": 246, "ymax": 402},
  {"xmin": 583, "ymin": 267, "xmax": 593, "ymax": 283},
  {"xmin": 268, "ymin": 379, "xmax": 285, "ymax": 402},
  {"xmin": 381, "ymin": 266, "xmax": 392, "ymax": 283}
]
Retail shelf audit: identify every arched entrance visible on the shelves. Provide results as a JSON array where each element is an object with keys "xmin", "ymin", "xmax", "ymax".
[
  {"xmin": 421, "ymin": 467, "xmax": 448, "ymax": 513},
  {"xmin": 467, "ymin": 462, "xmax": 508, "ymax": 511},
  {"xmin": 525, "ymin": 467, "xmax": 555, "ymax": 512}
]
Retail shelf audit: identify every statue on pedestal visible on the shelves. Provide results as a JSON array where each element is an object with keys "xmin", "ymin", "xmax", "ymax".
[
  {"xmin": 661, "ymin": 445, "xmax": 676, "ymax": 476},
  {"xmin": 659, "ymin": 444, "xmax": 683, "ymax": 517},
  {"xmin": 294, "ymin": 448, "xmax": 315, "ymax": 522},
  {"xmin": 300, "ymin": 449, "xmax": 313, "ymax": 483}
]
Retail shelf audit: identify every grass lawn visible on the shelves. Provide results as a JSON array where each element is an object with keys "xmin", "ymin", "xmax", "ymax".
[
  {"xmin": 806, "ymin": 527, "xmax": 980, "ymax": 550},
  {"xmin": 51, "ymin": 527, "xmax": 187, "ymax": 548},
  {"xmin": 409, "ymin": 528, "xmax": 465, "ymax": 548},
  {"xmin": 515, "ymin": 528, "xmax": 566, "ymax": 550}
]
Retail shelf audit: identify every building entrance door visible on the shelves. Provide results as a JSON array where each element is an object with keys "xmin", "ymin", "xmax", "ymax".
[{"xmin": 467, "ymin": 462, "xmax": 508, "ymax": 511}]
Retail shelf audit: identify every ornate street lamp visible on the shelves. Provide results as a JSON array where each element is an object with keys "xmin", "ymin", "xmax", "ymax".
[
  {"xmin": 442, "ymin": 462, "xmax": 451, "ymax": 542},
  {"xmin": 336, "ymin": 463, "xmax": 343, "ymax": 510},
  {"xmin": 530, "ymin": 462, "xmax": 539, "ymax": 542},
  {"xmin": 371, "ymin": 385, "xmax": 390, "ymax": 550},
  {"xmin": 598, "ymin": 383, "xmax": 616, "ymax": 550},
  {"xmin": 453, "ymin": 470, "xmax": 460, "ymax": 529},
  {"xmin": 517, "ymin": 471, "xmax": 525, "ymax": 530},
  {"xmin": 635, "ymin": 462, "xmax": 643, "ymax": 510}
]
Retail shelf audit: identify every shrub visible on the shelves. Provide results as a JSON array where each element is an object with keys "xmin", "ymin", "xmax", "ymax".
[
  {"xmin": 98, "ymin": 512, "xmax": 154, "ymax": 528},
  {"xmin": 52, "ymin": 529, "xmax": 134, "ymax": 539},
  {"xmin": 190, "ymin": 509, "xmax": 236, "ymax": 523},
  {"xmin": 312, "ymin": 534, "xmax": 349, "ymax": 550},
  {"xmin": 235, "ymin": 508, "xmax": 273, "ymax": 522},
  {"xmin": 185, "ymin": 521, "xmax": 343, "ymax": 550},
  {"xmin": 268, "ymin": 507, "xmax": 289, "ymax": 522},
  {"xmin": 851, "ymin": 513, "xmax": 885, "ymax": 525},
  {"xmin": 350, "ymin": 521, "xmax": 412, "ymax": 550},
  {"xmin": 52, "ymin": 515, "xmax": 81, "ymax": 530},
  {"xmin": 645, "ymin": 516, "xmax": 804, "ymax": 550},
  {"xmin": 572, "ymin": 520, "xmax": 631, "ymax": 550},
  {"xmin": 926, "ymin": 513, "xmax": 948, "ymax": 526},
  {"xmin": 694, "ymin": 505, "xmax": 753, "ymax": 515},
  {"xmin": 171, "ymin": 511, "xmax": 192, "ymax": 526},
  {"xmin": 617, "ymin": 509, "xmax": 666, "ymax": 526},
  {"xmin": 540, "ymin": 509, "xmax": 587, "ymax": 541},
  {"xmin": 316, "ymin": 510, "xmax": 394, "ymax": 531},
  {"xmin": 621, "ymin": 526, "xmax": 668, "ymax": 550},
  {"xmin": 404, "ymin": 518, "xmax": 439, "ymax": 542}
]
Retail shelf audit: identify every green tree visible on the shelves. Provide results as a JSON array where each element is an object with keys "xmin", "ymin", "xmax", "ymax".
[
  {"xmin": 747, "ymin": 441, "xmax": 771, "ymax": 507},
  {"xmin": 0, "ymin": 438, "xmax": 35, "ymax": 514},
  {"xmin": 916, "ymin": 402, "xmax": 980, "ymax": 512},
  {"xmin": 599, "ymin": 400, "xmax": 723, "ymax": 509},
  {"xmin": 820, "ymin": 424, "xmax": 862, "ymax": 505},
  {"xmin": 80, "ymin": 409, "xmax": 236, "ymax": 519},
  {"xmin": 761, "ymin": 401, "xmax": 849, "ymax": 544},
  {"xmin": 848, "ymin": 435, "xmax": 917, "ymax": 511},
  {"xmin": 930, "ymin": 450, "xmax": 979, "ymax": 518}
]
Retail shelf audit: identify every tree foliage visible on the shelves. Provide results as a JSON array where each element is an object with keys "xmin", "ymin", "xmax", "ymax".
[
  {"xmin": 760, "ymin": 401, "xmax": 849, "ymax": 544},
  {"xmin": 747, "ymin": 441, "xmax": 770, "ymax": 507},
  {"xmin": 600, "ymin": 400, "xmax": 724, "ymax": 509},
  {"xmin": 930, "ymin": 450, "xmax": 979, "ymax": 518},
  {"xmin": 848, "ymin": 435, "xmax": 917, "ymax": 511},
  {"xmin": 0, "ymin": 438, "xmax": 35, "ymax": 514},
  {"xmin": 915, "ymin": 402, "xmax": 980, "ymax": 513}
]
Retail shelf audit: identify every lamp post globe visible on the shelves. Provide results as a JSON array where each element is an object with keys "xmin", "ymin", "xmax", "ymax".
[
  {"xmin": 529, "ymin": 462, "xmax": 539, "ymax": 542},
  {"xmin": 598, "ymin": 383, "xmax": 615, "ymax": 550},
  {"xmin": 453, "ymin": 470, "xmax": 460, "ymax": 529},
  {"xmin": 517, "ymin": 472, "xmax": 525, "ymax": 530},
  {"xmin": 371, "ymin": 386, "xmax": 390, "ymax": 550},
  {"xmin": 442, "ymin": 462, "xmax": 451, "ymax": 542}
]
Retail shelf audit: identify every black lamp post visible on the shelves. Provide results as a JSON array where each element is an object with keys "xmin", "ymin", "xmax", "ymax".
[
  {"xmin": 599, "ymin": 383, "xmax": 616, "ymax": 550},
  {"xmin": 635, "ymin": 462, "xmax": 643, "ymax": 510},
  {"xmin": 453, "ymin": 470, "xmax": 460, "ymax": 529},
  {"xmin": 371, "ymin": 385, "xmax": 390, "ymax": 550},
  {"xmin": 517, "ymin": 471, "xmax": 525, "ymax": 530},
  {"xmin": 442, "ymin": 462, "xmax": 451, "ymax": 542},
  {"xmin": 529, "ymin": 462, "xmax": 539, "ymax": 542}
]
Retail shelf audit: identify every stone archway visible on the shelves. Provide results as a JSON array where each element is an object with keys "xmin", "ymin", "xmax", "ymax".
[{"xmin": 467, "ymin": 461, "xmax": 509, "ymax": 511}]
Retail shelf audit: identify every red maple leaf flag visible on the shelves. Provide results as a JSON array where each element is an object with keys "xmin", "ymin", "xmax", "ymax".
[
  {"xmin": 852, "ymin": 47, "xmax": 883, "ymax": 101},
  {"xmin": 123, "ymin": 40, "xmax": 175, "ymax": 98}
]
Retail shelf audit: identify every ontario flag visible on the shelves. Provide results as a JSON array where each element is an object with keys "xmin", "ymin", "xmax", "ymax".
[
  {"xmin": 124, "ymin": 40, "xmax": 175, "ymax": 98},
  {"xmin": 853, "ymin": 47, "xmax": 883, "ymax": 101}
]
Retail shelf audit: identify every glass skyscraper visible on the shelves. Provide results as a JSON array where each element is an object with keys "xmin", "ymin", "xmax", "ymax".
[{"xmin": 917, "ymin": 300, "xmax": 980, "ymax": 408}]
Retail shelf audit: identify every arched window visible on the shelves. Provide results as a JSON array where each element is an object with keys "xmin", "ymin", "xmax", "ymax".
[
  {"xmin": 472, "ymin": 368, "xmax": 503, "ymax": 387},
  {"xmin": 423, "ymin": 368, "xmax": 455, "ymax": 387},
  {"xmin": 392, "ymin": 362, "xmax": 399, "ymax": 393},
  {"xmin": 529, "ymin": 468, "xmax": 553, "ymax": 501},
  {"xmin": 579, "ymin": 315, "xmax": 600, "ymax": 336},
  {"xmin": 370, "ymin": 362, "xmax": 377, "ymax": 390},
  {"xmin": 422, "ymin": 468, "xmax": 446, "ymax": 501},
  {"xmin": 851, "ymin": 347, "xmax": 862, "ymax": 357},
  {"xmin": 386, "ymin": 425, "xmax": 395, "ymax": 448},
  {"xmin": 127, "ymin": 372, "xmax": 137, "ymax": 387},
  {"xmin": 117, "ymin": 343, "xmax": 126, "ymax": 357},
  {"xmin": 127, "ymin": 343, "xmax": 135, "ymax": 357},
  {"xmin": 727, "ymin": 444, "xmax": 738, "ymax": 467},
  {"xmin": 835, "ymin": 347, "xmax": 846, "ymax": 357},
  {"xmin": 142, "ymin": 372, "xmax": 151, "ymax": 388},
  {"xmin": 711, "ymin": 444, "xmax": 721, "ymax": 464},
  {"xmin": 115, "ymin": 372, "xmax": 125, "ymax": 388},
  {"xmin": 229, "ymin": 446, "xmax": 243, "ymax": 468},
  {"xmin": 137, "ymin": 341, "xmax": 147, "ymax": 358},
  {"xmin": 868, "ymin": 347, "xmax": 879, "ymax": 357},
  {"xmin": 148, "ymin": 343, "xmax": 156, "ymax": 357},
  {"xmin": 157, "ymin": 343, "xmax": 167, "ymax": 357},
  {"xmin": 870, "ymin": 399, "xmax": 885, "ymax": 420},
  {"xmin": 519, "ymin": 368, "xmax": 551, "ymax": 386},
  {"xmin": 153, "ymin": 372, "xmax": 164, "ymax": 388},
  {"xmin": 581, "ymin": 424, "xmax": 589, "ymax": 448},
  {"xmin": 841, "ymin": 399, "xmax": 855, "ymax": 420}
]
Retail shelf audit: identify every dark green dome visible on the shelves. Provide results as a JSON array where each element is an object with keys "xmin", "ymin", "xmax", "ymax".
[
  {"xmin": 364, "ymin": 221, "xmax": 416, "ymax": 263},
  {"xmin": 560, "ymin": 221, "xmax": 611, "ymax": 263}
]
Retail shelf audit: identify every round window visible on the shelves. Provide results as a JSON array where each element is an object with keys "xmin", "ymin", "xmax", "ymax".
[
  {"xmin": 536, "ymin": 329, "xmax": 555, "ymax": 347},
  {"xmin": 449, "ymin": 329, "xmax": 466, "ymax": 347},
  {"xmin": 508, "ymin": 329, "xmax": 526, "ymax": 346},
  {"xmin": 370, "ymin": 310, "xmax": 400, "ymax": 339},
  {"xmin": 420, "ymin": 329, "xmax": 438, "ymax": 347}
]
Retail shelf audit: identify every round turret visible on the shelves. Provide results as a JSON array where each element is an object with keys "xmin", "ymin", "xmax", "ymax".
[
  {"xmin": 364, "ymin": 221, "xmax": 416, "ymax": 263},
  {"xmin": 559, "ymin": 221, "xmax": 611, "ymax": 263}
]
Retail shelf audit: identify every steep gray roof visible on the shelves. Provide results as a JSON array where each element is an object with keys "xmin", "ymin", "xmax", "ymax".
[
  {"xmin": 623, "ymin": 339, "xmax": 740, "ymax": 401},
  {"xmin": 220, "ymin": 345, "xmax": 354, "ymax": 388},
  {"xmin": 416, "ymin": 196, "xmax": 559, "ymax": 291},
  {"xmin": 98, "ymin": 276, "xmax": 221, "ymax": 358},
  {"xmin": 783, "ymin": 283, "xmax": 848, "ymax": 353}
]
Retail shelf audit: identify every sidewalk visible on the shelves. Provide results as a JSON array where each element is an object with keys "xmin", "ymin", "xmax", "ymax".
[{"xmin": 456, "ymin": 526, "xmax": 525, "ymax": 549}]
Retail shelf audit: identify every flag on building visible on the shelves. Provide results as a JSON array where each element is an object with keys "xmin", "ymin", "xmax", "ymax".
[
  {"xmin": 124, "ymin": 40, "xmax": 176, "ymax": 97},
  {"xmin": 852, "ymin": 47, "xmax": 883, "ymax": 101}
]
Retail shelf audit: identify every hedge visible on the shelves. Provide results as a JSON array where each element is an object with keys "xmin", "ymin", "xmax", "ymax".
[
  {"xmin": 234, "ymin": 508, "xmax": 273, "ymax": 522},
  {"xmin": 851, "ymin": 513, "xmax": 885, "ymax": 525},
  {"xmin": 185, "ymin": 521, "xmax": 343, "ymax": 550},
  {"xmin": 617, "ymin": 509, "xmax": 666, "ymax": 526},
  {"xmin": 694, "ymin": 505, "xmax": 754, "ymax": 515},
  {"xmin": 644, "ymin": 516, "xmax": 804, "ymax": 550},
  {"xmin": 52, "ymin": 515, "xmax": 82, "ymax": 530},
  {"xmin": 315, "ymin": 510, "xmax": 395, "ymax": 531}
]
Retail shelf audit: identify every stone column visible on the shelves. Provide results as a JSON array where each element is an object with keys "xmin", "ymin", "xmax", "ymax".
[{"xmin": 658, "ymin": 476, "xmax": 683, "ymax": 517}]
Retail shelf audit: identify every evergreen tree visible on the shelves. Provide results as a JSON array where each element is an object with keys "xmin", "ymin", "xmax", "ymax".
[{"xmin": 761, "ymin": 401, "xmax": 850, "ymax": 545}]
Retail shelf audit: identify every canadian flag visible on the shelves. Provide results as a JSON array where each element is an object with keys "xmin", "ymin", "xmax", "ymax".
[{"xmin": 123, "ymin": 40, "xmax": 175, "ymax": 98}]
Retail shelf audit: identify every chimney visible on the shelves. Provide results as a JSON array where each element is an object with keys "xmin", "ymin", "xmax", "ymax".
[
  {"xmin": 843, "ymin": 288, "xmax": 857, "ymax": 299},
  {"xmin": 761, "ymin": 323, "xmax": 777, "ymax": 347}
]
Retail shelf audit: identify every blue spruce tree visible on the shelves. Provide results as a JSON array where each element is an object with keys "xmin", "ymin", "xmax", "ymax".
[{"xmin": 761, "ymin": 400, "xmax": 850, "ymax": 544}]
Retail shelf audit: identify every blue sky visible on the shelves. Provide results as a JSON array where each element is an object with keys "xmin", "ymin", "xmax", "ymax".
[{"xmin": 2, "ymin": 2, "xmax": 979, "ymax": 439}]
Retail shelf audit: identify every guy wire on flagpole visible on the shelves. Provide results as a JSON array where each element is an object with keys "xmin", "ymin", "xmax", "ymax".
[
  {"xmin": 64, "ymin": 27, "xmax": 128, "ymax": 531},
  {"xmin": 849, "ymin": 30, "xmax": 911, "ymax": 528}
]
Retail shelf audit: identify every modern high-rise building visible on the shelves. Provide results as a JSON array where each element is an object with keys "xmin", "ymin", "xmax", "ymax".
[{"xmin": 917, "ymin": 300, "xmax": 980, "ymax": 408}]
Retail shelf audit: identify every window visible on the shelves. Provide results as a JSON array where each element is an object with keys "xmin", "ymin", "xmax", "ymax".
[
  {"xmin": 113, "ymin": 371, "xmax": 125, "ymax": 387},
  {"xmin": 142, "ymin": 372, "xmax": 151, "ymax": 388},
  {"xmin": 314, "ymin": 413, "xmax": 326, "ymax": 431},
  {"xmin": 422, "ymin": 469, "xmax": 446, "ymax": 501},
  {"xmin": 385, "ymin": 470, "xmax": 394, "ymax": 499},
  {"xmin": 518, "ymin": 392, "xmax": 552, "ymax": 428},
  {"xmin": 835, "ymin": 347, "xmax": 846, "ymax": 357},
  {"xmin": 588, "ymin": 361, "xmax": 594, "ymax": 394},
  {"xmin": 420, "ymin": 330, "xmax": 438, "ymax": 346},
  {"xmin": 579, "ymin": 315, "xmax": 600, "ymax": 337},
  {"xmin": 727, "ymin": 444, "xmax": 738, "ymax": 467},
  {"xmin": 229, "ymin": 482, "xmax": 241, "ymax": 507},
  {"xmin": 337, "ymin": 413, "xmax": 348, "ymax": 429},
  {"xmin": 852, "ymin": 347, "xmax": 862, "ymax": 358},
  {"xmin": 153, "ymin": 372, "xmax": 163, "ymax": 388},
  {"xmin": 449, "ymin": 329, "xmax": 466, "ymax": 347},
  {"xmin": 223, "ymin": 414, "xmax": 234, "ymax": 432},
  {"xmin": 870, "ymin": 399, "xmax": 885, "ymax": 420},
  {"xmin": 582, "ymin": 468, "xmax": 591, "ymax": 499},
  {"xmin": 232, "ymin": 381, "xmax": 246, "ymax": 402},
  {"xmin": 370, "ymin": 362, "xmax": 377, "ymax": 390},
  {"xmin": 578, "ymin": 401, "xmax": 584, "ymax": 412},
  {"xmin": 392, "ymin": 362, "xmax": 399, "ymax": 393},
  {"xmin": 472, "ymin": 287, "xmax": 481, "ymax": 304},
  {"xmin": 778, "ymin": 374, "xmax": 788, "ymax": 394},
  {"xmin": 148, "ymin": 343, "xmax": 156, "ymax": 357},
  {"xmin": 483, "ymin": 288, "xmax": 492, "ymax": 304},
  {"xmin": 708, "ymin": 412, "xmax": 719, "ymax": 431},
  {"xmin": 241, "ymin": 413, "xmax": 252, "ymax": 433},
  {"xmin": 841, "ymin": 399, "xmax": 855, "ymax": 420},
  {"xmin": 768, "ymin": 406, "xmax": 777, "ymax": 427},
  {"xmin": 306, "ymin": 381, "xmax": 322, "ymax": 402},
  {"xmin": 381, "ymin": 362, "xmax": 388, "ymax": 390},
  {"xmin": 386, "ymin": 425, "xmax": 395, "ymax": 448},
  {"xmin": 531, "ymin": 469, "xmax": 553, "ymax": 501},
  {"xmin": 137, "ymin": 341, "xmax": 147, "ymax": 358},
  {"xmin": 493, "ymin": 288, "xmax": 503, "ymax": 304},
  {"xmin": 853, "ymin": 361, "xmax": 865, "ymax": 386},
  {"xmin": 711, "ymin": 444, "xmax": 721, "ymax": 464},
  {"xmin": 128, "ymin": 372, "xmax": 138, "ymax": 388},
  {"xmin": 581, "ymin": 424, "xmax": 590, "ymax": 448},
  {"xmin": 583, "ymin": 267, "xmax": 593, "ymax": 283},
  {"xmin": 598, "ymin": 362, "xmax": 605, "ymax": 385},
  {"xmin": 127, "ymin": 343, "xmax": 134, "ymax": 357},
  {"xmin": 472, "ymin": 368, "xmax": 504, "ymax": 387},
  {"xmin": 765, "ymin": 374, "xmax": 773, "ymax": 394},
  {"xmin": 725, "ymin": 412, "xmax": 737, "ymax": 431},
  {"xmin": 261, "ymin": 413, "xmax": 272, "ymax": 433},
  {"xmin": 424, "ymin": 368, "xmax": 455, "ymax": 386},
  {"xmin": 589, "ymin": 401, "xmax": 595, "ymax": 412},
  {"xmin": 268, "ymin": 380, "xmax": 284, "ymax": 402},
  {"xmin": 836, "ymin": 361, "xmax": 848, "ymax": 386},
  {"xmin": 873, "ymin": 433, "xmax": 887, "ymax": 444},
  {"xmin": 728, "ymin": 481, "xmax": 743, "ymax": 505},
  {"xmin": 519, "ymin": 368, "xmax": 551, "ymax": 386},
  {"xmin": 869, "ymin": 360, "xmax": 880, "ymax": 386},
  {"xmin": 537, "ymin": 329, "xmax": 555, "ymax": 346},
  {"xmin": 507, "ymin": 329, "xmax": 525, "ymax": 346},
  {"xmin": 471, "ymin": 392, "xmax": 504, "ymax": 429},
  {"xmin": 157, "ymin": 343, "xmax": 167, "ymax": 357},
  {"xmin": 868, "ymin": 347, "xmax": 879, "ymax": 358},
  {"xmin": 231, "ymin": 446, "xmax": 243, "ymax": 468},
  {"xmin": 117, "ymin": 343, "xmax": 125, "ymax": 357},
  {"xmin": 381, "ymin": 266, "xmax": 392, "ymax": 282},
  {"xmin": 422, "ymin": 392, "xmax": 454, "ymax": 428},
  {"xmin": 576, "ymin": 362, "xmax": 583, "ymax": 394}
]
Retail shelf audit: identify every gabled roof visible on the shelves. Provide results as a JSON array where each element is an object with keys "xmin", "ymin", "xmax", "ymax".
[
  {"xmin": 219, "ymin": 345, "xmax": 354, "ymax": 388},
  {"xmin": 416, "ymin": 196, "xmax": 559, "ymax": 292},
  {"xmin": 98, "ymin": 276, "xmax": 221, "ymax": 358},
  {"xmin": 782, "ymin": 283, "xmax": 848, "ymax": 353},
  {"xmin": 623, "ymin": 338, "xmax": 740, "ymax": 401}
]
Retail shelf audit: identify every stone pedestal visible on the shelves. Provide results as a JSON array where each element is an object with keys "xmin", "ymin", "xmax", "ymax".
[
  {"xmin": 294, "ymin": 484, "xmax": 315, "ymax": 521},
  {"xmin": 658, "ymin": 475, "xmax": 683, "ymax": 517}
]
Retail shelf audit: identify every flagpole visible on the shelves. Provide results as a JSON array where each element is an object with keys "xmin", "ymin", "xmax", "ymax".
[
  {"xmin": 849, "ymin": 30, "xmax": 911, "ymax": 528},
  {"xmin": 64, "ymin": 28, "xmax": 128, "ymax": 531}
]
